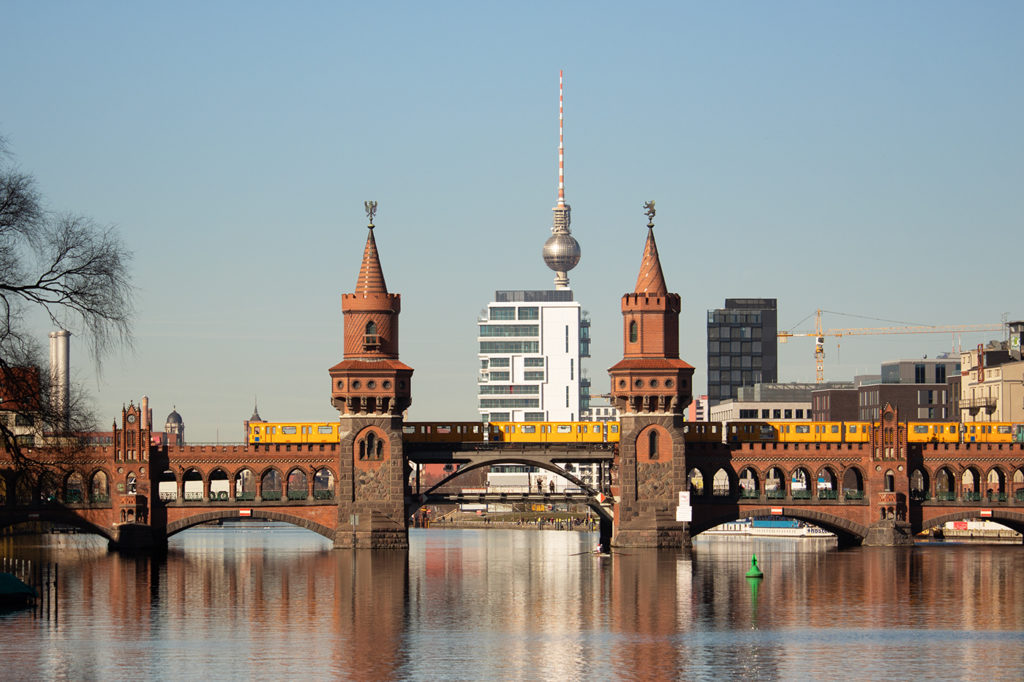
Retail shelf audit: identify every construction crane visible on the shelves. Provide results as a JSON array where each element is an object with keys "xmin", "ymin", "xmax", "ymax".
[{"xmin": 777, "ymin": 309, "xmax": 1004, "ymax": 383}]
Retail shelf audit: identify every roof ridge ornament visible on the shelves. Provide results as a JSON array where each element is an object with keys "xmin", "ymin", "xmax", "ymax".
[
  {"xmin": 644, "ymin": 200, "xmax": 655, "ymax": 228},
  {"xmin": 364, "ymin": 200, "xmax": 377, "ymax": 229}
]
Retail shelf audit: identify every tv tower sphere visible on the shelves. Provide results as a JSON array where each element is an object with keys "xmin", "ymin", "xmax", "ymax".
[{"xmin": 543, "ymin": 231, "xmax": 581, "ymax": 272}]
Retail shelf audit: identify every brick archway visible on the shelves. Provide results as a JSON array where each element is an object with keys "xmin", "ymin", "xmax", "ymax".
[{"xmin": 165, "ymin": 509, "xmax": 336, "ymax": 540}]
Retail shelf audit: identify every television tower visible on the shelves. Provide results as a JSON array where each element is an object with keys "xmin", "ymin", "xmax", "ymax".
[{"xmin": 542, "ymin": 70, "xmax": 581, "ymax": 290}]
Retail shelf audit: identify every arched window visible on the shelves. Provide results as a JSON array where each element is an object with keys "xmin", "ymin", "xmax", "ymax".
[
  {"xmin": 629, "ymin": 321, "xmax": 638, "ymax": 343},
  {"xmin": 126, "ymin": 472, "xmax": 137, "ymax": 495},
  {"xmin": 884, "ymin": 470, "xmax": 895, "ymax": 492},
  {"xmin": 364, "ymin": 320, "xmax": 379, "ymax": 349},
  {"xmin": 648, "ymin": 430, "xmax": 659, "ymax": 459}
]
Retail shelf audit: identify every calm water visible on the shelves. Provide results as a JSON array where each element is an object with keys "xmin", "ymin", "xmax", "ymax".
[{"xmin": 2, "ymin": 526, "xmax": 1023, "ymax": 681}]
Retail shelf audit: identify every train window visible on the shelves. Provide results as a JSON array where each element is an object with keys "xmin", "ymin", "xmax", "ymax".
[
  {"xmin": 438, "ymin": 426, "xmax": 451, "ymax": 434},
  {"xmin": 473, "ymin": 425, "xmax": 480, "ymax": 433},
  {"xmin": 611, "ymin": 425, "xmax": 619, "ymax": 433},
  {"xmin": 949, "ymin": 426, "xmax": 956, "ymax": 433},
  {"xmin": 522, "ymin": 425, "xmax": 536, "ymax": 433},
  {"xmin": 254, "ymin": 427, "xmax": 260, "ymax": 434},
  {"xmin": 913, "ymin": 425, "xmax": 928, "ymax": 434},
  {"xmin": 319, "ymin": 425, "xmax": 333, "ymax": 434},
  {"xmin": 848, "ymin": 425, "xmax": 857, "ymax": 433},
  {"xmin": 831, "ymin": 425, "xmax": 839, "ymax": 433},
  {"xmin": 505, "ymin": 426, "xmax": 514, "ymax": 433},
  {"xmin": 403, "ymin": 426, "xmax": 416, "ymax": 434},
  {"xmin": 558, "ymin": 425, "xmax": 571, "ymax": 433},
  {"xmin": 796, "ymin": 425, "xmax": 810, "ymax": 434},
  {"xmin": 282, "ymin": 426, "xmax": 297, "ymax": 434}
]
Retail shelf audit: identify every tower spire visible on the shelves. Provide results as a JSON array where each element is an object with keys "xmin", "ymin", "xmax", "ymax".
[
  {"xmin": 558, "ymin": 69, "xmax": 565, "ymax": 207},
  {"xmin": 543, "ymin": 69, "xmax": 581, "ymax": 289}
]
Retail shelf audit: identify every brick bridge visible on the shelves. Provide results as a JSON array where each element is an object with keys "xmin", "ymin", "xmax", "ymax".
[{"xmin": 2, "ymin": 215, "xmax": 1023, "ymax": 550}]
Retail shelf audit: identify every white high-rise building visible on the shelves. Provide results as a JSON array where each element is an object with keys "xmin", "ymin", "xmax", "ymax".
[
  {"xmin": 477, "ymin": 71, "xmax": 592, "ymax": 423},
  {"xmin": 477, "ymin": 290, "xmax": 590, "ymax": 422}
]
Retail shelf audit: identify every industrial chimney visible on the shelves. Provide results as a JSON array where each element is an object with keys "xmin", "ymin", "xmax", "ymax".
[{"xmin": 48, "ymin": 330, "xmax": 70, "ymax": 431}]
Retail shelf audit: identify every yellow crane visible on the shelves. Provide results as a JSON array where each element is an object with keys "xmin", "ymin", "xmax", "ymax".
[{"xmin": 777, "ymin": 310, "xmax": 1004, "ymax": 383}]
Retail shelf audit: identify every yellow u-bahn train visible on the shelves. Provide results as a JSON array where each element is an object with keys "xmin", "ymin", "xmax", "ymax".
[{"xmin": 247, "ymin": 419, "xmax": 1024, "ymax": 446}]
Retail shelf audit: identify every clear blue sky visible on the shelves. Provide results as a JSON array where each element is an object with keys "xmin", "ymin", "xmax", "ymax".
[{"xmin": 5, "ymin": 2, "xmax": 1022, "ymax": 441}]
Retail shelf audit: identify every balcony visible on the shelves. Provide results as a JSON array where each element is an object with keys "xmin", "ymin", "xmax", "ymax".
[{"xmin": 961, "ymin": 396, "xmax": 997, "ymax": 411}]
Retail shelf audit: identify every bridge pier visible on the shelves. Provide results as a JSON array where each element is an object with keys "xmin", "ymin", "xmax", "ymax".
[
  {"xmin": 107, "ymin": 523, "xmax": 167, "ymax": 553},
  {"xmin": 862, "ymin": 519, "xmax": 915, "ymax": 547}
]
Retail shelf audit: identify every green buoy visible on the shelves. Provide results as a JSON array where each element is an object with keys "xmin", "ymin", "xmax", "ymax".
[{"xmin": 745, "ymin": 554, "xmax": 763, "ymax": 579}]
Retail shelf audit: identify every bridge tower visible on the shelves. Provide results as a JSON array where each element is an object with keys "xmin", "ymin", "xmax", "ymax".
[
  {"xmin": 328, "ymin": 205, "xmax": 413, "ymax": 549},
  {"xmin": 863, "ymin": 403, "xmax": 914, "ymax": 545},
  {"xmin": 607, "ymin": 204, "xmax": 695, "ymax": 548},
  {"xmin": 108, "ymin": 401, "xmax": 164, "ymax": 550}
]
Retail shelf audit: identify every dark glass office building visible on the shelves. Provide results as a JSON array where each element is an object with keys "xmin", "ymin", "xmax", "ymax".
[{"xmin": 707, "ymin": 298, "xmax": 778, "ymax": 404}]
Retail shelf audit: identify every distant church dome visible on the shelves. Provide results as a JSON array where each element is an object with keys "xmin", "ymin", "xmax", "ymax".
[
  {"xmin": 543, "ymin": 232, "xmax": 581, "ymax": 273},
  {"xmin": 165, "ymin": 410, "xmax": 183, "ymax": 426}
]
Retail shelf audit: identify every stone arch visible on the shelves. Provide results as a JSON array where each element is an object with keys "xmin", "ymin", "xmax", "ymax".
[
  {"xmin": 158, "ymin": 469, "xmax": 177, "ymax": 501},
  {"xmin": 637, "ymin": 424, "xmax": 671, "ymax": 462},
  {"xmin": 91, "ymin": 470, "xmax": 109, "ymax": 503},
  {"xmin": 985, "ymin": 467, "xmax": 1006, "ymax": 500},
  {"xmin": 842, "ymin": 467, "xmax": 864, "ymax": 500},
  {"xmin": 766, "ymin": 466, "xmax": 785, "ymax": 499},
  {"xmin": 687, "ymin": 467, "xmax": 705, "ymax": 497},
  {"xmin": 260, "ymin": 468, "xmax": 283, "ymax": 501},
  {"xmin": 287, "ymin": 468, "xmax": 309, "ymax": 500},
  {"xmin": 0, "ymin": 507, "xmax": 114, "ymax": 540},
  {"xmin": 910, "ymin": 468, "xmax": 929, "ymax": 501},
  {"xmin": 233, "ymin": 467, "xmax": 256, "ymax": 501},
  {"xmin": 313, "ymin": 467, "xmax": 336, "ymax": 500},
  {"xmin": 209, "ymin": 468, "xmax": 229, "ymax": 501},
  {"xmin": 935, "ymin": 466, "xmax": 956, "ymax": 500},
  {"xmin": 65, "ymin": 471, "xmax": 85, "ymax": 504},
  {"xmin": 14, "ymin": 473, "xmax": 33, "ymax": 505},
  {"xmin": 712, "ymin": 468, "xmax": 731, "ymax": 497},
  {"xmin": 816, "ymin": 466, "xmax": 839, "ymax": 499},
  {"xmin": 791, "ymin": 467, "xmax": 812, "ymax": 499},
  {"xmin": 183, "ymin": 467, "xmax": 204, "ymax": 501},
  {"xmin": 738, "ymin": 467, "xmax": 759, "ymax": 498},
  {"xmin": 1013, "ymin": 467, "xmax": 1024, "ymax": 502},
  {"xmin": 961, "ymin": 466, "xmax": 982, "ymax": 499}
]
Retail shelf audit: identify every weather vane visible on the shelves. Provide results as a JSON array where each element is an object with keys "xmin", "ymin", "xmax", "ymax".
[
  {"xmin": 643, "ymin": 200, "xmax": 655, "ymax": 228},
  {"xmin": 364, "ymin": 200, "xmax": 378, "ymax": 228}
]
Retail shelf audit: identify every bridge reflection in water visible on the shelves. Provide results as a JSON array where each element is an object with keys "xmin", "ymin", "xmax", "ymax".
[{"xmin": 2, "ymin": 526, "xmax": 1023, "ymax": 679}]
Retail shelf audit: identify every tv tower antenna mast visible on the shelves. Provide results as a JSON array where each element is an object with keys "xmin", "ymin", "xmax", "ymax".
[{"xmin": 542, "ymin": 69, "xmax": 581, "ymax": 289}]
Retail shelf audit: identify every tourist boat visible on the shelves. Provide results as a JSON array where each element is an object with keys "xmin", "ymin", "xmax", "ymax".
[
  {"xmin": 702, "ymin": 518, "xmax": 835, "ymax": 538},
  {"xmin": 0, "ymin": 572, "xmax": 37, "ymax": 610}
]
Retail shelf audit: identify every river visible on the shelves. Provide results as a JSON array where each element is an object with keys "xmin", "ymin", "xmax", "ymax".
[{"xmin": 2, "ymin": 525, "xmax": 1023, "ymax": 680}]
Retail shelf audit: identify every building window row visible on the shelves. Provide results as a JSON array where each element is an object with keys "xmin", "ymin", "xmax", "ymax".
[
  {"xmin": 480, "ymin": 341, "xmax": 539, "ymax": 354},
  {"xmin": 489, "ymin": 307, "xmax": 516, "ymax": 320},
  {"xmin": 523, "ymin": 357, "xmax": 545, "ymax": 367},
  {"xmin": 708, "ymin": 326, "xmax": 762, "ymax": 341},
  {"xmin": 479, "ymin": 385, "xmax": 539, "ymax": 395},
  {"xmin": 708, "ymin": 312, "xmax": 762, "ymax": 325},
  {"xmin": 487, "ymin": 371, "xmax": 510, "ymax": 381},
  {"xmin": 524, "ymin": 371, "xmax": 545, "ymax": 381},
  {"xmin": 488, "ymin": 357, "xmax": 510, "ymax": 367},
  {"xmin": 479, "ymin": 399, "xmax": 540, "ymax": 408},
  {"xmin": 479, "ymin": 324, "xmax": 539, "ymax": 338}
]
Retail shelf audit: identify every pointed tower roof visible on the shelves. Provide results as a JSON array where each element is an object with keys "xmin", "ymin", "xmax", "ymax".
[
  {"xmin": 354, "ymin": 224, "xmax": 388, "ymax": 296},
  {"xmin": 634, "ymin": 222, "xmax": 668, "ymax": 295}
]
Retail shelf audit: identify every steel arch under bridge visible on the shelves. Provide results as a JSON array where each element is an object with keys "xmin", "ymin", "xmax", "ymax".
[{"xmin": 406, "ymin": 441, "xmax": 616, "ymax": 521}]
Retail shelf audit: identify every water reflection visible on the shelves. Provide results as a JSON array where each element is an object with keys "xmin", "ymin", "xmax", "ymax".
[{"xmin": 2, "ymin": 528, "xmax": 1023, "ymax": 680}]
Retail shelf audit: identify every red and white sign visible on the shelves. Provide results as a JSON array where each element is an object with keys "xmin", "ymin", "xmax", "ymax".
[
  {"xmin": 980, "ymin": 509, "xmax": 992, "ymax": 518},
  {"xmin": 771, "ymin": 508, "xmax": 783, "ymax": 515},
  {"xmin": 239, "ymin": 508, "xmax": 252, "ymax": 517}
]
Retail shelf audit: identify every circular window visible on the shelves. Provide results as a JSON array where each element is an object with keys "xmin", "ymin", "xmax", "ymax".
[
  {"xmin": 367, "ymin": 380, "xmax": 377, "ymax": 389},
  {"xmin": 352, "ymin": 380, "xmax": 361, "ymax": 389},
  {"xmin": 383, "ymin": 380, "xmax": 392, "ymax": 389},
  {"xmin": 139, "ymin": 466, "xmax": 146, "ymax": 474},
  {"xmin": 665, "ymin": 379, "xmax": 674, "ymax": 387},
  {"xmin": 649, "ymin": 379, "xmax": 658, "ymax": 387},
  {"xmin": 336, "ymin": 380, "xmax": 344, "ymax": 389},
  {"xmin": 875, "ymin": 465, "xmax": 882, "ymax": 472},
  {"xmin": 634, "ymin": 379, "xmax": 643, "ymax": 387},
  {"xmin": 117, "ymin": 467, "xmax": 124, "ymax": 474},
  {"xmin": 618, "ymin": 379, "xmax": 626, "ymax": 388}
]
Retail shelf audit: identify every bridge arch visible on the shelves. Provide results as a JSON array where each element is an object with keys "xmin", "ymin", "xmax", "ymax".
[
  {"xmin": 0, "ymin": 506, "xmax": 114, "ymax": 541},
  {"xmin": 90, "ymin": 469, "xmax": 110, "ymax": 503},
  {"xmin": 691, "ymin": 506, "xmax": 870, "ymax": 544},
  {"xmin": 260, "ymin": 467, "xmax": 283, "ymax": 501},
  {"xmin": 687, "ymin": 467, "xmax": 706, "ymax": 497},
  {"xmin": 165, "ymin": 509, "xmax": 336, "ymax": 541},
  {"xmin": 921, "ymin": 509, "xmax": 1024, "ymax": 536}
]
